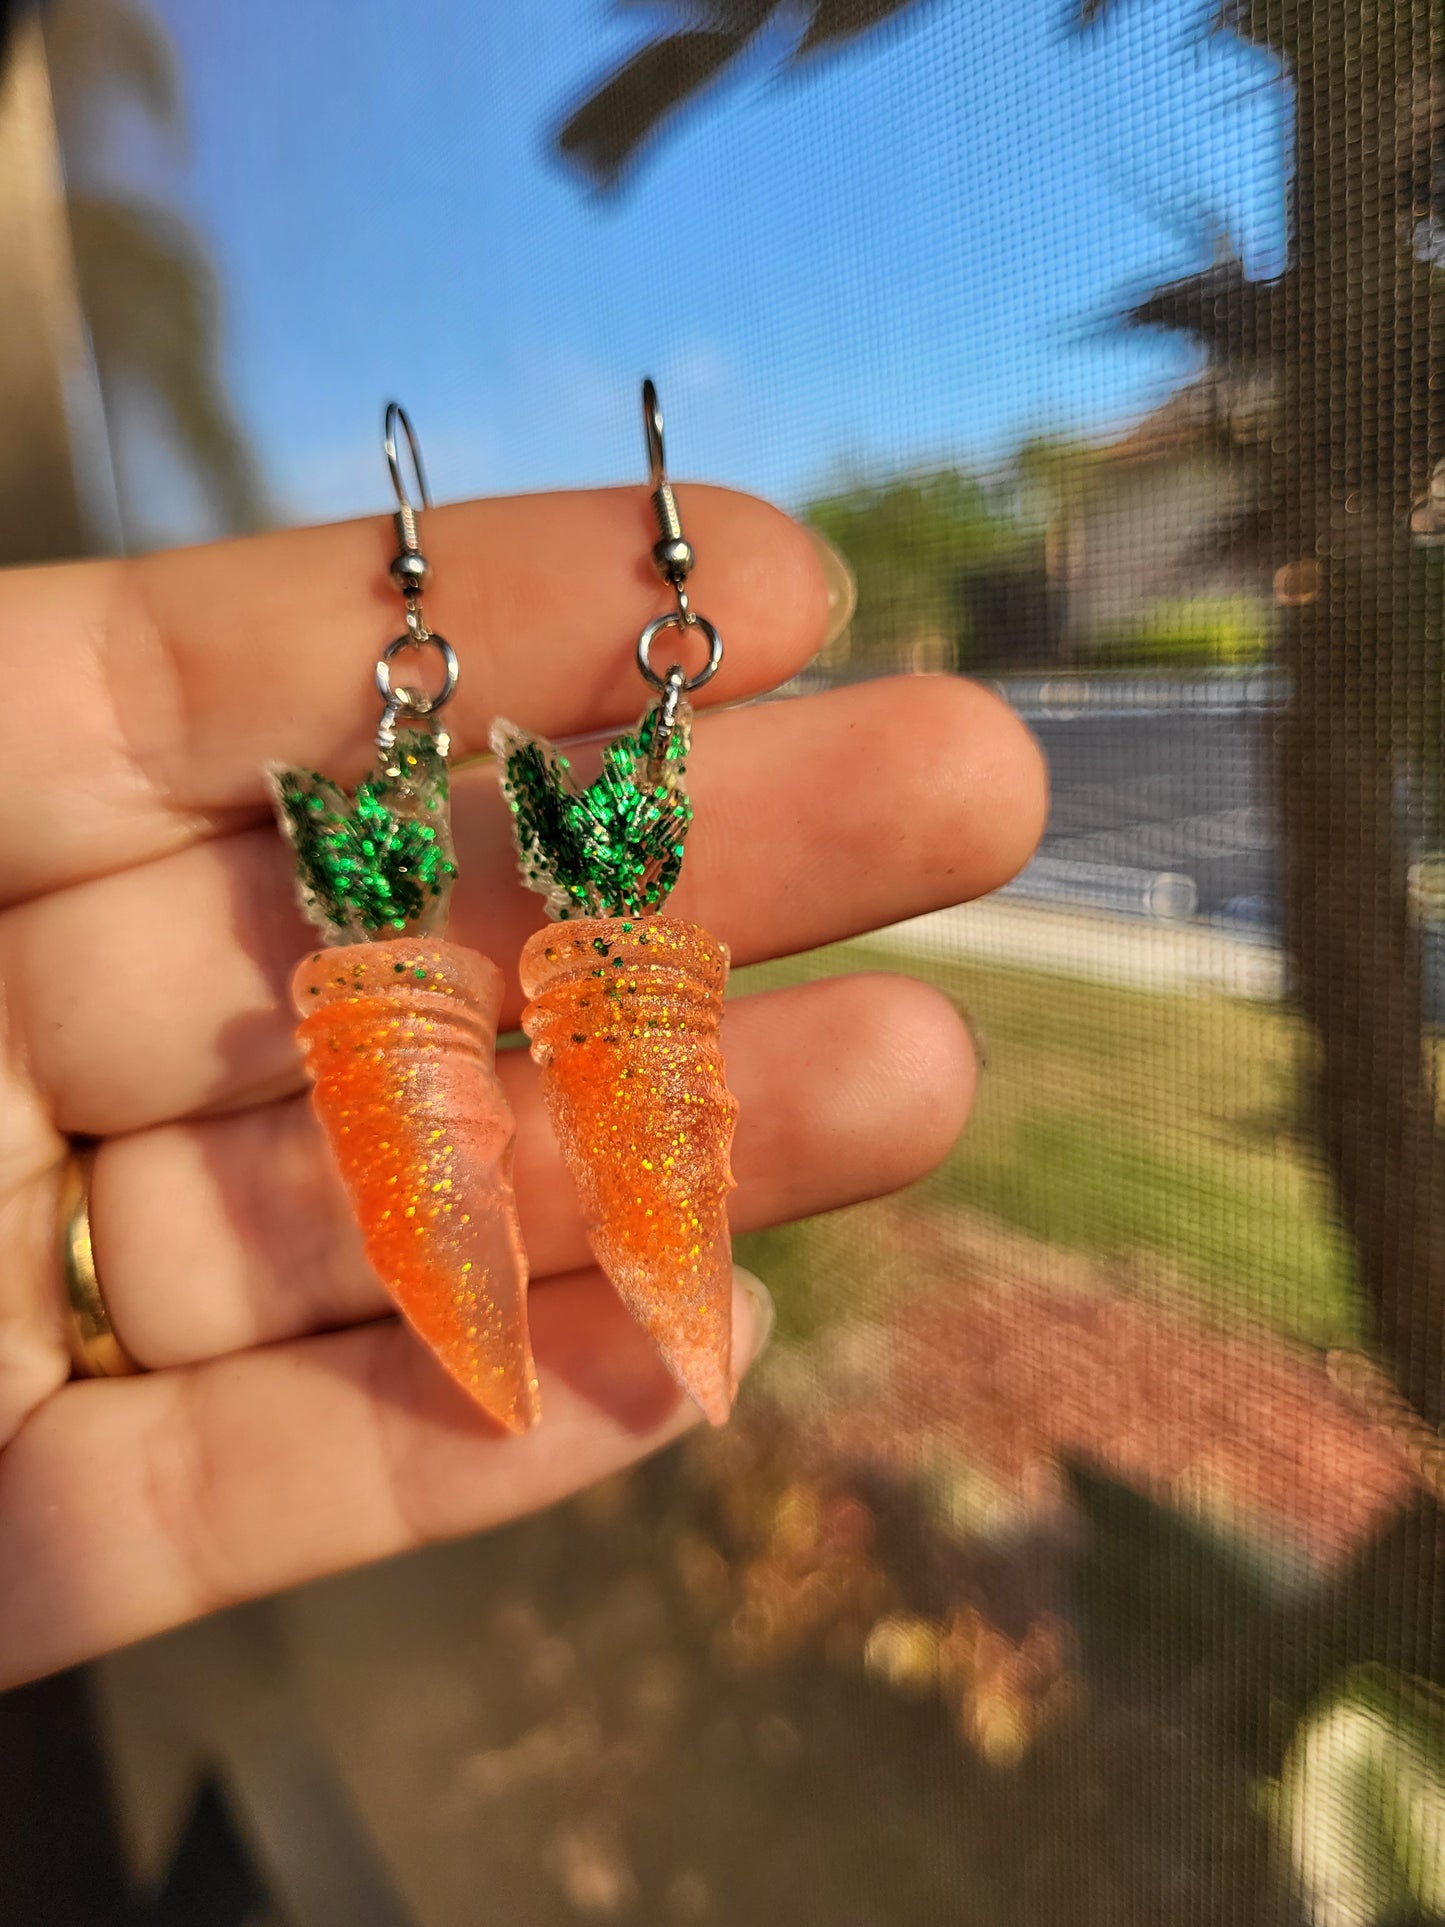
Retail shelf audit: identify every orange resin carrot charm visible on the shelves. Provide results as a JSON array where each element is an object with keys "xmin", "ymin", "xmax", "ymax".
[
  {"xmin": 291, "ymin": 938, "xmax": 537, "ymax": 1433},
  {"xmin": 267, "ymin": 404, "xmax": 538, "ymax": 1432},
  {"xmin": 494, "ymin": 690, "xmax": 741, "ymax": 1423},
  {"xmin": 520, "ymin": 916, "xmax": 738, "ymax": 1425}
]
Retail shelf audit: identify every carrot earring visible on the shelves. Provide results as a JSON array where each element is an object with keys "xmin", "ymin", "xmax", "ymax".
[
  {"xmin": 267, "ymin": 405, "xmax": 538, "ymax": 1433},
  {"xmin": 492, "ymin": 379, "xmax": 740, "ymax": 1425}
]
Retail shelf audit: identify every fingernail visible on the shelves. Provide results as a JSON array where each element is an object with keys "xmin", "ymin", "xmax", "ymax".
[
  {"xmin": 806, "ymin": 527, "xmax": 858, "ymax": 649},
  {"xmin": 956, "ymin": 1002, "xmax": 989, "ymax": 1077},
  {"xmin": 733, "ymin": 1265, "xmax": 776, "ymax": 1367}
]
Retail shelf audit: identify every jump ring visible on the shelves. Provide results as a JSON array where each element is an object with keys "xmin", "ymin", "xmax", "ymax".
[
  {"xmin": 636, "ymin": 612, "xmax": 723, "ymax": 693},
  {"xmin": 375, "ymin": 631, "xmax": 459, "ymax": 717}
]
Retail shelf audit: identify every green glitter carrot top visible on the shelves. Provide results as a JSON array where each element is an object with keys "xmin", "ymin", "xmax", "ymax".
[
  {"xmin": 490, "ymin": 695, "xmax": 692, "ymax": 921},
  {"xmin": 488, "ymin": 378, "xmax": 740, "ymax": 1426},
  {"xmin": 272, "ymin": 731, "xmax": 458, "ymax": 943},
  {"xmin": 263, "ymin": 404, "xmax": 537, "ymax": 1435}
]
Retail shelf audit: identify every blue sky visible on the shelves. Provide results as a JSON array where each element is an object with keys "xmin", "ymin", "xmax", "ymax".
[{"xmin": 95, "ymin": 0, "xmax": 1288, "ymax": 541}]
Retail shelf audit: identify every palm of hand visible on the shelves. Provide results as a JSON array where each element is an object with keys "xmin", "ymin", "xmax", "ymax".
[{"xmin": 0, "ymin": 485, "xmax": 1044, "ymax": 1687}]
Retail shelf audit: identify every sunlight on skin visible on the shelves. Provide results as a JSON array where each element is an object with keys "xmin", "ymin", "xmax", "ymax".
[{"xmin": 0, "ymin": 484, "xmax": 1044, "ymax": 1686}]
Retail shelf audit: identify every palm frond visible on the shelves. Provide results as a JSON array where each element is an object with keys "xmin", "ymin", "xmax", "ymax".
[
  {"xmin": 46, "ymin": 0, "xmax": 179, "ymax": 141},
  {"xmin": 555, "ymin": 21, "xmax": 767, "ymax": 187},
  {"xmin": 792, "ymin": 0, "xmax": 931, "ymax": 60},
  {"xmin": 68, "ymin": 195, "xmax": 274, "ymax": 535}
]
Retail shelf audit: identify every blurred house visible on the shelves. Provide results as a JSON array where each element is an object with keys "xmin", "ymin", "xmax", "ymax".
[
  {"xmin": 822, "ymin": 355, "xmax": 1274, "ymax": 680},
  {"xmin": 1045, "ymin": 374, "xmax": 1272, "ymax": 667}
]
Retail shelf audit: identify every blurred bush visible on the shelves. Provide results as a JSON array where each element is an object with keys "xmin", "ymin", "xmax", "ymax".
[{"xmin": 1094, "ymin": 596, "xmax": 1272, "ymax": 668}]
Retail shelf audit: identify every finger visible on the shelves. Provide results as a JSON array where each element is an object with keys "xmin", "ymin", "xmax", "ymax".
[
  {"xmin": 4, "ymin": 486, "xmax": 827, "ymax": 903},
  {"xmin": 9, "ymin": 677, "xmax": 1043, "ymax": 1133},
  {"xmin": 90, "ymin": 972, "xmax": 970, "ymax": 1368},
  {"xmin": 0, "ymin": 1267, "xmax": 772, "ymax": 1687},
  {"xmin": 0, "ymin": 1133, "xmax": 70, "ymax": 1450}
]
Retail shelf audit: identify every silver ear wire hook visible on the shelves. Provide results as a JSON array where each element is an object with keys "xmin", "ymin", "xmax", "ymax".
[
  {"xmin": 641, "ymin": 376, "xmax": 696, "ymax": 617},
  {"xmin": 376, "ymin": 401, "xmax": 457, "ymax": 750},
  {"xmin": 635, "ymin": 378, "xmax": 722, "ymax": 757},
  {"xmin": 383, "ymin": 400, "xmax": 433, "ymax": 564},
  {"xmin": 642, "ymin": 377, "xmax": 666, "ymax": 492},
  {"xmin": 385, "ymin": 400, "xmax": 433, "ymax": 512}
]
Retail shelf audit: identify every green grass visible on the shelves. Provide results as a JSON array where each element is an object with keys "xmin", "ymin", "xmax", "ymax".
[{"xmin": 735, "ymin": 939, "xmax": 1364, "ymax": 1350}]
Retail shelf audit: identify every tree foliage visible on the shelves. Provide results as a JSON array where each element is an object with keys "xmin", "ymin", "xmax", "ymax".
[{"xmin": 807, "ymin": 466, "xmax": 1045, "ymax": 671}]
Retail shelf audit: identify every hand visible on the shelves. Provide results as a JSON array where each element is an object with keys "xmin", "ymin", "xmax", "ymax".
[{"xmin": 0, "ymin": 486, "xmax": 1045, "ymax": 1686}]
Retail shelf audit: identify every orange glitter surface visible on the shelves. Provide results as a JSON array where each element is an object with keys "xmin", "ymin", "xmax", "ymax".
[
  {"xmin": 292, "ymin": 940, "xmax": 538, "ymax": 1433},
  {"xmin": 519, "ymin": 916, "xmax": 739, "ymax": 1426}
]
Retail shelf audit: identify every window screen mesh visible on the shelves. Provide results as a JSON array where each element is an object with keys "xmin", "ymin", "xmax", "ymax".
[{"xmin": 46, "ymin": 0, "xmax": 1445, "ymax": 1920}]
